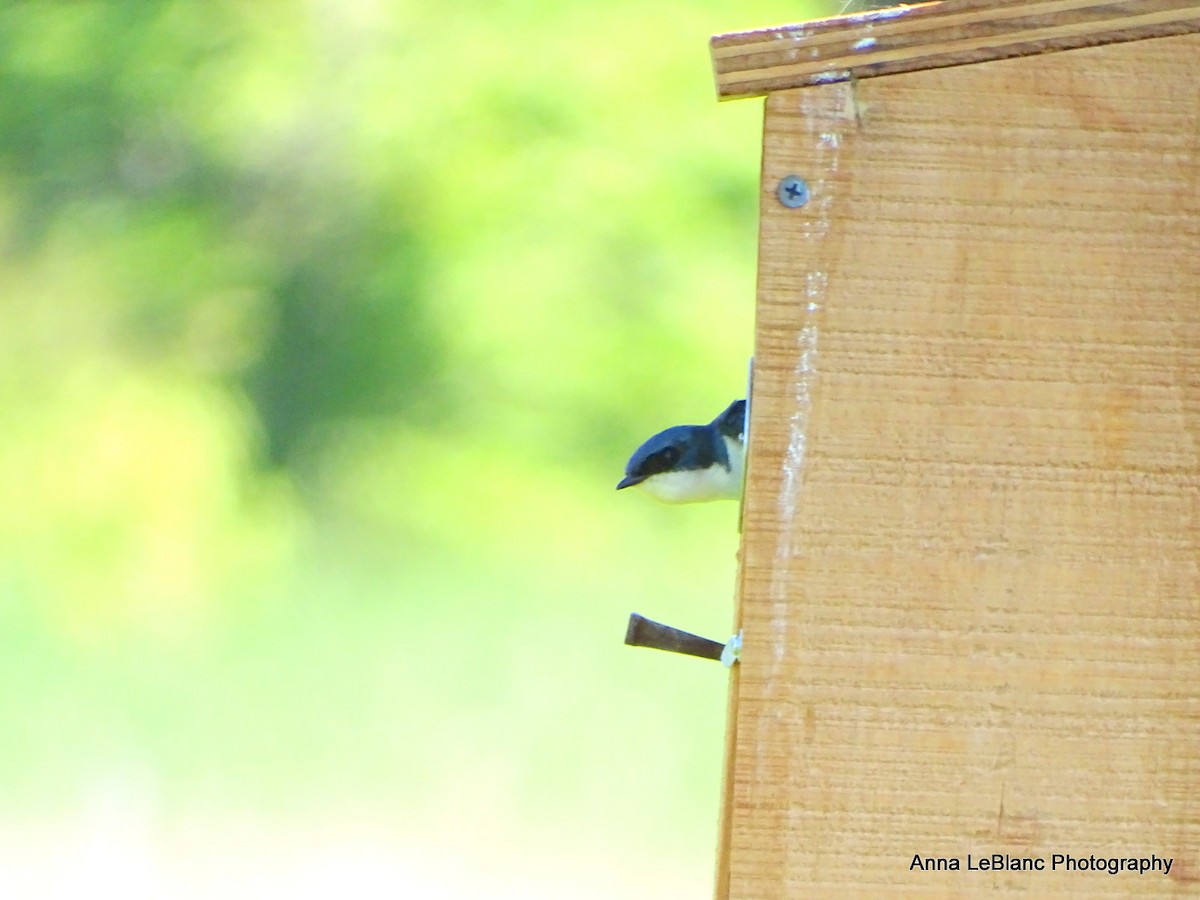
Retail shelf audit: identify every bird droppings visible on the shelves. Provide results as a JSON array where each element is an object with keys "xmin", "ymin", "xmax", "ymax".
[
  {"xmin": 848, "ymin": 4, "xmax": 913, "ymax": 21},
  {"xmin": 811, "ymin": 69, "xmax": 850, "ymax": 84}
]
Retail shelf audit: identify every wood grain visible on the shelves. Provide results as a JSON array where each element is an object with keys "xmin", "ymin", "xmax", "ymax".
[
  {"xmin": 711, "ymin": 0, "xmax": 1200, "ymax": 99},
  {"xmin": 720, "ymin": 33, "xmax": 1200, "ymax": 899}
]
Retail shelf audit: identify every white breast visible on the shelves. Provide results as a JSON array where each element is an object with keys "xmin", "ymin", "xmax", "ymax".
[{"xmin": 638, "ymin": 436, "xmax": 745, "ymax": 504}]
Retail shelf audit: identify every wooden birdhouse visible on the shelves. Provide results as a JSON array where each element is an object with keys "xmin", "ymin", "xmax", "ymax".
[{"xmin": 710, "ymin": 1, "xmax": 1200, "ymax": 896}]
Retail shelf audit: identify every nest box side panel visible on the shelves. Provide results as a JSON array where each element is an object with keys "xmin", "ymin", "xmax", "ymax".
[{"xmin": 724, "ymin": 34, "xmax": 1200, "ymax": 899}]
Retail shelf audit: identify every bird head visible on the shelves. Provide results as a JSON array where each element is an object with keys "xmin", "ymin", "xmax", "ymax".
[{"xmin": 617, "ymin": 400, "xmax": 746, "ymax": 503}]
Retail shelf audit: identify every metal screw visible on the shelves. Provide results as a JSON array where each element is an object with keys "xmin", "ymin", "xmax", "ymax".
[{"xmin": 777, "ymin": 175, "xmax": 809, "ymax": 208}]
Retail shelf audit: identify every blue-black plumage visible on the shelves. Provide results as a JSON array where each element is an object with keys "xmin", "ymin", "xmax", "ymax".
[{"xmin": 617, "ymin": 399, "xmax": 747, "ymax": 503}]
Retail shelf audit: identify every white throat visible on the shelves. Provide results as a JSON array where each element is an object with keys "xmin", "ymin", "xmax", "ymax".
[{"xmin": 638, "ymin": 436, "xmax": 745, "ymax": 504}]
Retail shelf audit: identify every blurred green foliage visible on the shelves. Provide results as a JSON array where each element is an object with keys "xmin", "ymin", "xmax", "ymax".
[{"xmin": 0, "ymin": 0, "xmax": 828, "ymax": 893}]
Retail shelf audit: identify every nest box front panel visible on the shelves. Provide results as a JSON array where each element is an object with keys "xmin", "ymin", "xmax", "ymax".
[{"xmin": 724, "ymin": 33, "xmax": 1200, "ymax": 899}]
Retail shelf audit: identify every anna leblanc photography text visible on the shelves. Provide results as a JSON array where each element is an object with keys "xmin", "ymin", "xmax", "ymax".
[{"xmin": 910, "ymin": 853, "xmax": 1174, "ymax": 876}]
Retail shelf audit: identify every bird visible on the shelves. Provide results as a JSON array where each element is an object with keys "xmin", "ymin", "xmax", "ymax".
[{"xmin": 616, "ymin": 399, "xmax": 747, "ymax": 503}]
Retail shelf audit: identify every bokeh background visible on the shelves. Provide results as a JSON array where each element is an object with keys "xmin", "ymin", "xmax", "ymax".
[{"xmin": 0, "ymin": 0, "xmax": 831, "ymax": 896}]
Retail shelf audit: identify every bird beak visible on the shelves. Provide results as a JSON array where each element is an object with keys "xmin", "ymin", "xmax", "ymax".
[{"xmin": 616, "ymin": 474, "xmax": 645, "ymax": 490}]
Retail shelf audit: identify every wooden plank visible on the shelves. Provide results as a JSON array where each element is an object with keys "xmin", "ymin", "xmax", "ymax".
[
  {"xmin": 711, "ymin": 0, "xmax": 1200, "ymax": 99},
  {"xmin": 721, "ymin": 33, "xmax": 1200, "ymax": 898}
]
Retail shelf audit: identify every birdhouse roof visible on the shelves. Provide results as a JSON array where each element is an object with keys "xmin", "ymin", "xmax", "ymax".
[{"xmin": 711, "ymin": 0, "xmax": 1200, "ymax": 100}]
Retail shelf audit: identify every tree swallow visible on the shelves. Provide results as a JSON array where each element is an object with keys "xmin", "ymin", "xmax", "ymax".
[{"xmin": 617, "ymin": 399, "xmax": 747, "ymax": 503}]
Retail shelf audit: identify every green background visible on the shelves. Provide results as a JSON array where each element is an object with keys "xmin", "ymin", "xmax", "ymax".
[{"xmin": 0, "ymin": 0, "xmax": 829, "ymax": 895}]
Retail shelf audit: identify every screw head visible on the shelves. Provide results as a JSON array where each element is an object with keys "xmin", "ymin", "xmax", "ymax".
[{"xmin": 777, "ymin": 175, "xmax": 809, "ymax": 208}]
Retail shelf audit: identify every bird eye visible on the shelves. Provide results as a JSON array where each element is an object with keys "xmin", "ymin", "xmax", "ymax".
[{"xmin": 647, "ymin": 445, "xmax": 681, "ymax": 472}]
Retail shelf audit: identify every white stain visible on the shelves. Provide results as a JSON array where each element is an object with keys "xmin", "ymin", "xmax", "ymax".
[
  {"xmin": 762, "ymin": 84, "xmax": 850, "ymax": 670},
  {"xmin": 852, "ymin": 36, "xmax": 877, "ymax": 51},
  {"xmin": 810, "ymin": 69, "xmax": 849, "ymax": 84},
  {"xmin": 778, "ymin": 321, "xmax": 820, "ymax": 526},
  {"xmin": 805, "ymin": 272, "xmax": 827, "ymax": 307},
  {"xmin": 849, "ymin": 4, "xmax": 912, "ymax": 21},
  {"xmin": 767, "ymin": 319, "xmax": 818, "ymax": 664}
]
